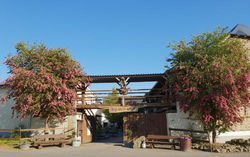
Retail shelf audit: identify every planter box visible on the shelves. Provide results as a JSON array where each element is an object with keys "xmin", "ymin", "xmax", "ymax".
[
  {"xmin": 180, "ymin": 139, "xmax": 192, "ymax": 152},
  {"xmin": 72, "ymin": 141, "xmax": 81, "ymax": 147}
]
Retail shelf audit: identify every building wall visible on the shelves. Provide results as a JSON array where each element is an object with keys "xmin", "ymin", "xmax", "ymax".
[
  {"xmin": 233, "ymin": 37, "xmax": 250, "ymax": 130},
  {"xmin": 214, "ymin": 37, "xmax": 250, "ymax": 142},
  {"xmin": 233, "ymin": 108, "xmax": 250, "ymax": 131},
  {"xmin": 238, "ymin": 37, "xmax": 250, "ymax": 49},
  {"xmin": 0, "ymin": 87, "xmax": 76, "ymax": 136},
  {"xmin": 167, "ymin": 103, "xmax": 250, "ymax": 143},
  {"xmin": 0, "ymin": 86, "xmax": 105, "ymax": 143},
  {"xmin": 0, "ymin": 88, "xmax": 30, "ymax": 129},
  {"xmin": 216, "ymin": 108, "xmax": 250, "ymax": 143},
  {"xmin": 166, "ymin": 103, "xmax": 204, "ymax": 136}
]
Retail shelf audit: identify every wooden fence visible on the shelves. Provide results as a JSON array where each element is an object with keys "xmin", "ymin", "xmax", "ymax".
[
  {"xmin": 123, "ymin": 113, "xmax": 167, "ymax": 141},
  {"xmin": 0, "ymin": 127, "xmax": 74, "ymax": 140},
  {"xmin": 169, "ymin": 128, "xmax": 207, "ymax": 134},
  {"xmin": 169, "ymin": 128, "xmax": 209, "ymax": 142}
]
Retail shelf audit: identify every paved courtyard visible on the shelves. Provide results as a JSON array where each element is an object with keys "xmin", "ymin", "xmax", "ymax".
[{"xmin": 0, "ymin": 137, "xmax": 249, "ymax": 157}]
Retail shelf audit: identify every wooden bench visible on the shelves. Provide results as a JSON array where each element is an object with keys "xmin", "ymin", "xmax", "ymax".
[
  {"xmin": 32, "ymin": 134, "xmax": 69, "ymax": 149},
  {"xmin": 146, "ymin": 135, "xmax": 180, "ymax": 150}
]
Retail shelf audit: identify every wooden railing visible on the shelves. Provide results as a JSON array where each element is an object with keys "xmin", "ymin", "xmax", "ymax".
[
  {"xmin": 169, "ymin": 128, "xmax": 207, "ymax": 134},
  {"xmin": 76, "ymin": 88, "xmax": 168, "ymax": 106}
]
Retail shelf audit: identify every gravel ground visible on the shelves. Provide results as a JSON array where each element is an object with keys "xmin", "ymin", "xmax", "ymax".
[{"xmin": 0, "ymin": 136, "xmax": 249, "ymax": 157}]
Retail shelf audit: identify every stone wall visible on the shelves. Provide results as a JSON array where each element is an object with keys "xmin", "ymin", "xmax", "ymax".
[
  {"xmin": 233, "ymin": 108, "xmax": 250, "ymax": 131},
  {"xmin": 239, "ymin": 37, "xmax": 250, "ymax": 49}
]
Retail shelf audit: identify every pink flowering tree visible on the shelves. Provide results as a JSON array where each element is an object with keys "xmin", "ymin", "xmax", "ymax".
[
  {"xmin": 4, "ymin": 42, "xmax": 86, "ymax": 129},
  {"xmin": 165, "ymin": 27, "xmax": 249, "ymax": 143}
]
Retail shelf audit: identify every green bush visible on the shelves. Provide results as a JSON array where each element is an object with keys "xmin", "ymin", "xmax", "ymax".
[{"xmin": 10, "ymin": 124, "xmax": 32, "ymax": 138}]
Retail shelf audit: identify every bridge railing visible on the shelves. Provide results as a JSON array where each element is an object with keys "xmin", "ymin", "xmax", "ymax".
[{"xmin": 76, "ymin": 88, "xmax": 167, "ymax": 106}]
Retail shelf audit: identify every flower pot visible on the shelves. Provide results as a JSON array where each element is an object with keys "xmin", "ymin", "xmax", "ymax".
[
  {"xmin": 141, "ymin": 141, "xmax": 146, "ymax": 149},
  {"xmin": 72, "ymin": 140, "xmax": 81, "ymax": 147},
  {"xmin": 180, "ymin": 138, "xmax": 192, "ymax": 152}
]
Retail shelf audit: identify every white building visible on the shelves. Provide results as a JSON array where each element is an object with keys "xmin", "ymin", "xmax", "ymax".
[{"xmin": 0, "ymin": 85, "xmax": 107, "ymax": 140}]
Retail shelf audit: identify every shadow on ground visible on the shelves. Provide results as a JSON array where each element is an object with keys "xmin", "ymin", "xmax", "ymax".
[{"xmin": 93, "ymin": 135, "xmax": 123, "ymax": 144}]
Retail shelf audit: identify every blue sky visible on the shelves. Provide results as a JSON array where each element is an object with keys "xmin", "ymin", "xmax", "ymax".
[{"xmin": 0, "ymin": 0, "xmax": 250, "ymax": 90}]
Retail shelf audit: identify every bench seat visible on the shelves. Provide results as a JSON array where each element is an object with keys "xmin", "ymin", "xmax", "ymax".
[
  {"xmin": 146, "ymin": 135, "xmax": 180, "ymax": 149},
  {"xmin": 32, "ymin": 134, "xmax": 69, "ymax": 149}
]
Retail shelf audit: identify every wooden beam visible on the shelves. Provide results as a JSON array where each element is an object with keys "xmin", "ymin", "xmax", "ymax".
[
  {"xmin": 79, "ymin": 95, "xmax": 166, "ymax": 100},
  {"xmin": 76, "ymin": 103, "xmax": 169, "ymax": 109},
  {"xmin": 78, "ymin": 88, "xmax": 163, "ymax": 93},
  {"xmin": 76, "ymin": 104, "xmax": 121, "ymax": 109},
  {"xmin": 81, "ymin": 113, "xmax": 87, "ymax": 144},
  {"xmin": 169, "ymin": 128, "xmax": 207, "ymax": 133},
  {"xmin": 0, "ymin": 127, "xmax": 74, "ymax": 132}
]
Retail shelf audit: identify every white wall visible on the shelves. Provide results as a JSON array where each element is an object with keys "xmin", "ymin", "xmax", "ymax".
[
  {"xmin": 166, "ymin": 103, "xmax": 204, "ymax": 135},
  {"xmin": 216, "ymin": 131, "xmax": 250, "ymax": 143},
  {"xmin": 0, "ymin": 86, "xmax": 107, "ymax": 138},
  {"xmin": 166, "ymin": 103, "xmax": 207, "ymax": 141},
  {"xmin": 0, "ymin": 88, "xmax": 76, "ymax": 136},
  {"xmin": 0, "ymin": 88, "xmax": 30, "ymax": 129},
  {"xmin": 81, "ymin": 88, "xmax": 109, "ymax": 127},
  {"xmin": 166, "ymin": 103, "xmax": 250, "ymax": 143}
]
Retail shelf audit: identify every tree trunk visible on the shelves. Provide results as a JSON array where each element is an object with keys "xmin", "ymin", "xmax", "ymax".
[
  {"xmin": 212, "ymin": 129, "xmax": 216, "ymax": 143},
  {"xmin": 45, "ymin": 120, "xmax": 49, "ymax": 134},
  {"xmin": 45, "ymin": 120, "xmax": 49, "ymax": 141},
  {"xmin": 207, "ymin": 131, "xmax": 212, "ymax": 144}
]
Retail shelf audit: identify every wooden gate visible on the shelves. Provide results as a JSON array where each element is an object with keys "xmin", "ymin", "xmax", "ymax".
[{"xmin": 123, "ymin": 112, "xmax": 167, "ymax": 141}]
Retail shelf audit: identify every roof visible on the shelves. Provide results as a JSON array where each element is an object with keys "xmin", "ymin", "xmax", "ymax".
[
  {"xmin": 230, "ymin": 24, "xmax": 250, "ymax": 38},
  {"xmin": 87, "ymin": 73, "xmax": 166, "ymax": 83}
]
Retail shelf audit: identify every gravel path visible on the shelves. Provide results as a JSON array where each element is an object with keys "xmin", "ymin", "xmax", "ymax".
[{"xmin": 0, "ymin": 137, "xmax": 249, "ymax": 157}]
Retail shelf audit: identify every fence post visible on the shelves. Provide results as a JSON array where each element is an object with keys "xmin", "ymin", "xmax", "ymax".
[{"xmin": 19, "ymin": 127, "xmax": 21, "ymax": 141}]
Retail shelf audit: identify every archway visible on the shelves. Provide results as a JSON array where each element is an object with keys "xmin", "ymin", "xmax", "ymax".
[{"xmin": 76, "ymin": 73, "xmax": 172, "ymax": 144}]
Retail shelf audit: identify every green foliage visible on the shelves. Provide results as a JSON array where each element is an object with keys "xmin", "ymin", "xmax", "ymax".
[
  {"xmin": 9, "ymin": 132, "xmax": 20, "ymax": 138},
  {"xmin": 127, "ymin": 129, "xmax": 133, "ymax": 139},
  {"xmin": 102, "ymin": 87, "xmax": 123, "ymax": 124},
  {"xmin": 104, "ymin": 87, "xmax": 119, "ymax": 104},
  {"xmin": 102, "ymin": 109, "xmax": 123, "ymax": 124},
  {"xmin": 9, "ymin": 124, "xmax": 31, "ymax": 138},
  {"xmin": 166, "ymin": 27, "xmax": 249, "ymax": 142},
  {"xmin": 71, "ymin": 130, "xmax": 76, "ymax": 138}
]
